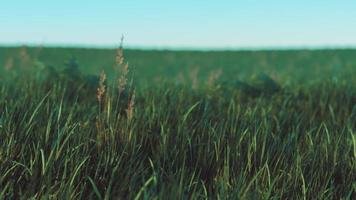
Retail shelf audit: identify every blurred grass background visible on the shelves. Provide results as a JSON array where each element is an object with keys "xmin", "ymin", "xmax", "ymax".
[{"xmin": 1, "ymin": 46, "xmax": 355, "ymax": 86}]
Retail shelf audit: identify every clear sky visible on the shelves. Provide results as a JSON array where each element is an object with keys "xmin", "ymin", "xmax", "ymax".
[{"xmin": 1, "ymin": 0, "xmax": 356, "ymax": 49}]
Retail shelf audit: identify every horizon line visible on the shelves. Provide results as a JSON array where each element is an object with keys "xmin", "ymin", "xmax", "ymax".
[{"xmin": 1, "ymin": 42, "xmax": 356, "ymax": 51}]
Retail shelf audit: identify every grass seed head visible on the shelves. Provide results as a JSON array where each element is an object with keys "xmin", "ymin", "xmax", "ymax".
[
  {"xmin": 189, "ymin": 66, "xmax": 200, "ymax": 90},
  {"xmin": 115, "ymin": 36, "xmax": 130, "ymax": 94},
  {"xmin": 126, "ymin": 89, "xmax": 135, "ymax": 120},
  {"xmin": 19, "ymin": 46, "xmax": 31, "ymax": 67},
  {"xmin": 97, "ymin": 70, "xmax": 107, "ymax": 103},
  {"xmin": 115, "ymin": 36, "xmax": 125, "ymax": 66},
  {"xmin": 4, "ymin": 57, "xmax": 14, "ymax": 71},
  {"xmin": 207, "ymin": 68, "xmax": 223, "ymax": 86},
  {"xmin": 118, "ymin": 62, "xmax": 129, "ymax": 94}
]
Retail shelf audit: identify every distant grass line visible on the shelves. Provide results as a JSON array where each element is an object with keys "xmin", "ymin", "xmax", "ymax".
[
  {"xmin": 0, "ymin": 47, "xmax": 355, "ymax": 199},
  {"xmin": 1, "ymin": 46, "xmax": 356, "ymax": 86}
]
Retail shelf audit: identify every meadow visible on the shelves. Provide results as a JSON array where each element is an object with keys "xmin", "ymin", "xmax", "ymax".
[{"xmin": 0, "ymin": 46, "xmax": 355, "ymax": 199}]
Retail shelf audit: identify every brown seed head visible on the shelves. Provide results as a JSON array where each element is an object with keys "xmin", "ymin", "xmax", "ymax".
[
  {"xmin": 189, "ymin": 66, "xmax": 200, "ymax": 90},
  {"xmin": 126, "ymin": 90, "xmax": 135, "ymax": 120},
  {"xmin": 115, "ymin": 36, "xmax": 125, "ymax": 66},
  {"xmin": 97, "ymin": 70, "xmax": 107, "ymax": 103},
  {"xmin": 207, "ymin": 68, "xmax": 223, "ymax": 86},
  {"xmin": 118, "ymin": 62, "xmax": 129, "ymax": 94},
  {"xmin": 4, "ymin": 57, "xmax": 14, "ymax": 71}
]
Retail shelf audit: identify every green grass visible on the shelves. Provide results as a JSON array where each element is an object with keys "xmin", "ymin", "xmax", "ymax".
[{"xmin": 0, "ymin": 46, "xmax": 355, "ymax": 199}]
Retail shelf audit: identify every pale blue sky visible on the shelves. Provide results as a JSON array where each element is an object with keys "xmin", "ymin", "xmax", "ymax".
[{"xmin": 1, "ymin": 0, "xmax": 356, "ymax": 49}]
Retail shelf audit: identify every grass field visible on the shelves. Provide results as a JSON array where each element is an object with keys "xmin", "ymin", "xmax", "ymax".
[{"xmin": 0, "ymin": 46, "xmax": 355, "ymax": 199}]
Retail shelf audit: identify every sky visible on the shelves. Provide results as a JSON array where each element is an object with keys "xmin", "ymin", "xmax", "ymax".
[{"xmin": 1, "ymin": 0, "xmax": 356, "ymax": 49}]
